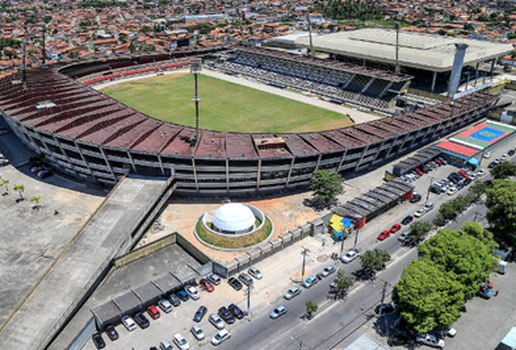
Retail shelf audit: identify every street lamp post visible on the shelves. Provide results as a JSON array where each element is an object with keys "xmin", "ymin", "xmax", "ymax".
[
  {"xmin": 301, "ymin": 246, "xmax": 310, "ymax": 283},
  {"xmin": 425, "ymin": 176, "xmax": 434, "ymax": 203}
]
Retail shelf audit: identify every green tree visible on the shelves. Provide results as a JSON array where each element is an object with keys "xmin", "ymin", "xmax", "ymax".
[
  {"xmin": 461, "ymin": 221, "xmax": 498, "ymax": 252},
  {"xmin": 309, "ymin": 169, "xmax": 344, "ymax": 205},
  {"xmin": 438, "ymin": 28, "xmax": 447, "ymax": 35},
  {"xmin": 306, "ymin": 300, "xmax": 318, "ymax": 318},
  {"xmin": 360, "ymin": 248, "xmax": 390, "ymax": 275},
  {"xmin": 491, "ymin": 161, "xmax": 516, "ymax": 179},
  {"xmin": 42, "ymin": 15, "xmax": 52, "ymax": 24},
  {"xmin": 418, "ymin": 229, "xmax": 497, "ymax": 298},
  {"xmin": 393, "ymin": 259, "xmax": 464, "ymax": 333},
  {"xmin": 464, "ymin": 23, "xmax": 475, "ymax": 31},
  {"xmin": 408, "ymin": 221, "xmax": 432, "ymax": 242},
  {"xmin": 13, "ymin": 184, "xmax": 24, "ymax": 200},
  {"xmin": 333, "ymin": 269, "xmax": 355, "ymax": 296},
  {"xmin": 1, "ymin": 178, "xmax": 9, "ymax": 194},
  {"xmin": 31, "ymin": 195, "xmax": 41, "ymax": 209},
  {"xmin": 129, "ymin": 43, "xmax": 136, "ymax": 53},
  {"xmin": 140, "ymin": 26, "xmax": 153, "ymax": 33},
  {"xmin": 478, "ymin": 14, "xmax": 489, "ymax": 22},
  {"xmin": 469, "ymin": 180, "xmax": 489, "ymax": 199},
  {"xmin": 486, "ymin": 179, "xmax": 516, "ymax": 243}
]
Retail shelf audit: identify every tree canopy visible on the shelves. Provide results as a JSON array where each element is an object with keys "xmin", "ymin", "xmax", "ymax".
[
  {"xmin": 359, "ymin": 248, "xmax": 390, "ymax": 274},
  {"xmin": 461, "ymin": 221, "xmax": 498, "ymax": 252},
  {"xmin": 491, "ymin": 161, "xmax": 516, "ymax": 179},
  {"xmin": 486, "ymin": 179, "xmax": 516, "ymax": 244},
  {"xmin": 333, "ymin": 269, "xmax": 355, "ymax": 296},
  {"xmin": 418, "ymin": 229, "xmax": 496, "ymax": 298},
  {"xmin": 309, "ymin": 169, "xmax": 344, "ymax": 205},
  {"xmin": 322, "ymin": 0, "xmax": 383, "ymax": 20},
  {"xmin": 393, "ymin": 259, "xmax": 464, "ymax": 333},
  {"xmin": 408, "ymin": 221, "xmax": 432, "ymax": 242}
]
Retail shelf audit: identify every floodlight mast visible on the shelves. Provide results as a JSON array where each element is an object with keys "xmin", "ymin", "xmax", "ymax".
[
  {"xmin": 395, "ymin": 22, "xmax": 400, "ymax": 76},
  {"xmin": 190, "ymin": 58, "xmax": 202, "ymax": 146}
]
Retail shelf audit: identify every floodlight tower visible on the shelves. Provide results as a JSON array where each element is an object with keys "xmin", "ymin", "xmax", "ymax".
[
  {"xmin": 394, "ymin": 22, "xmax": 400, "ymax": 75},
  {"xmin": 190, "ymin": 58, "xmax": 202, "ymax": 146}
]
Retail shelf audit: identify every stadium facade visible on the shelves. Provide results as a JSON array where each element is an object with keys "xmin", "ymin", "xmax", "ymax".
[{"xmin": 0, "ymin": 46, "xmax": 499, "ymax": 196}]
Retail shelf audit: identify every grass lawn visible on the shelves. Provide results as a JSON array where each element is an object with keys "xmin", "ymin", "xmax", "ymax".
[{"xmin": 102, "ymin": 72, "xmax": 352, "ymax": 133}]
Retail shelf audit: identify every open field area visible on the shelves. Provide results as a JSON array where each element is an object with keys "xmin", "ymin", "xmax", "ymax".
[{"xmin": 102, "ymin": 72, "xmax": 353, "ymax": 133}]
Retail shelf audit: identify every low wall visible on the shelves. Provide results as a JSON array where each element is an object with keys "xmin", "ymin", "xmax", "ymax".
[{"xmin": 225, "ymin": 220, "xmax": 322, "ymax": 276}]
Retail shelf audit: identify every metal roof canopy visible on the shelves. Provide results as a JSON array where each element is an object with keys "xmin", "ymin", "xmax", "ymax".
[
  {"xmin": 91, "ymin": 300, "xmax": 122, "ymax": 329},
  {"xmin": 153, "ymin": 273, "xmax": 182, "ymax": 294},
  {"xmin": 113, "ymin": 291, "xmax": 142, "ymax": 316},
  {"xmin": 133, "ymin": 283, "xmax": 163, "ymax": 308},
  {"xmin": 333, "ymin": 206, "xmax": 365, "ymax": 220},
  {"xmin": 283, "ymin": 29, "xmax": 513, "ymax": 72}
]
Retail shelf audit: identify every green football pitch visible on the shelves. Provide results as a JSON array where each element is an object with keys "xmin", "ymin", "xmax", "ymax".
[{"xmin": 101, "ymin": 72, "xmax": 353, "ymax": 133}]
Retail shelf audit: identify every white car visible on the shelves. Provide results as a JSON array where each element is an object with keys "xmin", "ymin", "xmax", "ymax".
[
  {"xmin": 248, "ymin": 267, "xmax": 263, "ymax": 280},
  {"xmin": 284, "ymin": 285, "xmax": 302, "ymax": 300},
  {"xmin": 414, "ymin": 208, "xmax": 426, "ymax": 218},
  {"xmin": 211, "ymin": 329, "xmax": 231, "ymax": 346},
  {"xmin": 447, "ymin": 327, "xmax": 457, "ymax": 337},
  {"xmin": 340, "ymin": 249, "xmax": 360, "ymax": 263},
  {"xmin": 416, "ymin": 333, "xmax": 445, "ymax": 348},
  {"xmin": 398, "ymin": 230, "xmax": 410, "ymax": 242},
  {"xmin": 303, "ymin": 276, "xmax": 318, "ymax": 289},
  {"xmin": 209, "ymin": 313, "xmax": 225, "ymax": 329},
  {"xmin": 191, "ymin": 325, "xmax": 205, "ymax": 341},
  {"xmin": 478, "ymin": 168, "xmax": 487, "ymax": 176},
  {"xmin": 484, "ymin": 152, "xmax": 491, "ymax": 158},
  {"xmin": 121, "ymin": 316, "xmax": 136, "ymax": 332},
  {"xmin": 321, "ymin": 265, "xmax": 336, "ymax": 277},
  {"xmin": 158, "ymin": 299, "xmax": 173, "ymax": 313},
  {"xmin": 270, "ymin": 305, "xmax": 287, "ymax": 319},
  {"xmin": 185, "ymin": 285, "xmax": 200, "ymax": 300},
  {"xmin": 447, "ymin": 187, "xmax": 457, "ymax": 196},
  {"xmin": 502, "ymin": 153, "xmax": 509, "ymax": 160},
  {"xmin": 424, "ymin": 202, "xmax": 434, "ymax": 211},
  {"xmin": 173, "ymin": 333, "xmax": 189, "ymax": 350}
]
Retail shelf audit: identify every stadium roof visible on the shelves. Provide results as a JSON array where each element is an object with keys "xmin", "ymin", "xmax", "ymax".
[{"xmin": 270, "ymin": 29, "xmax": 513, "ymax": 72}]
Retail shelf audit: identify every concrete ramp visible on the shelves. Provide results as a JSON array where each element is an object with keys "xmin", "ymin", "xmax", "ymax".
[{"xmin": 0, "ymin": 175, "xmax": 175, "ymax": 350}]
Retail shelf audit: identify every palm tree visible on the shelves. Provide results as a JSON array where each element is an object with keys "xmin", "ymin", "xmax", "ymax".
[
  {"xmin": 13, "ymin": 184, "xmax": 24, "ymax": 200},
  {"xmin": 31, "ymin": 196, "xmax": 41, "ymax": 210}
]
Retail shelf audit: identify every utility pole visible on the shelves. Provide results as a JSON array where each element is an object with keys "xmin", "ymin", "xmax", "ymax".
[
  {"xmin": 394, "ymin": 22, "xmax": 400, "ymax": 75},
  {"xmin": 244, "ymin": 284, "xmax": 253, "ymax": 316},
  {"xmin": 378, "ymin": 280, "xmax": 390, "ymax": 338},
  {"xmin": 301, "ymin": 246, "xmax": 310, "ymax": 283},
  {"xmin": 339, "ymin": 233, "xmax": 345, "ymax": 258},
  {"xmin": 425, "ymin": 176, "xmax": 434, "ymax": 203},
  {"xmin": 190, "ymin": 58, "xmax": 202, "ymax": 146},
  {"xmin": 353, "ymin": 226, "xmax": 360, "ymax": 249},
  {"xmin": 306, "ymin": 12, "xmax": 314, "ymax": 58}
]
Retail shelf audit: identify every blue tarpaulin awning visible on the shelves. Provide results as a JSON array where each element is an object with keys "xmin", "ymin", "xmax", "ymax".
[{"xmin": 467, "ymin": 157, "xmax": 480, "ymax": 166}]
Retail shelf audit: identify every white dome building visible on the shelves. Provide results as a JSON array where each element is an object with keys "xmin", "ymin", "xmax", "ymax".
[{"xmin": 212, "ymin": 203, "xmax": 256, "ymax": 234}]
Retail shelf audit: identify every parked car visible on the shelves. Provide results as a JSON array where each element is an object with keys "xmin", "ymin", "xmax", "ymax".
[
  {"xmin": 207, "ymin": 273, "xmax": 222, "ymax": 285},
  {"xmin": 209, "ymin": 313, "xmax": 225, "ymax": 329},
  {"xmin": 352, "ymin": 269, "xmax": 374, "ymax": 281},
  {"xmin": 228, "ymin": 303, "xmax": 245, "ymax": 319},
  {"xmin": 284, "ymin": 285, "xmax": 302, "ymax": 300},
  {"xmin": 270, "ymin": 305, "xmax": 287, "ymax": 319},
  {"xmin": 477, "ymin": 168, "xmax": 487, "ymax": 176},
  {"xmin": 211, "ymin": 329, "xmax": 231, "ymax": 346},
  {"xmin": 447, "ymin": 187, "xmax": 457, "ymax": 196},
  {"xmin": 484, "ymin": 151, "xmax": 492, "ymax": 158},
  {"xmin": 159, "ymin": 340, "xmax": 173, "ymax": 350},
  {"xmin": 501, "ymin": 153, "xmax": 509, "ymax": 160},
  {"xmin": 416, "ymin": 333, "xmax": 445, "ymax": 348},
  {"xmin": 218, "ymin": 306, "xmax": 235, "ymax": 324},
  {"xmin": 92, "ymin": 333, "xmax": 106, "ymax": 349},
  {"xmin": 388, "ymin": 333, "xmax": 410, "ymax": 346},
  {"xmin": 458, "ymin": 170, "xmax": 469, "ymax": 178},
  {"xmin": 321, "ymin": 265, "xmax": 336, "ymax": 277},
  {"xmin": 390, "ymin": 223, "xmax": 401, "ymax": 233},
  {"xmin": 509, "ymin": 150, "xmax": 515, "ymax": 157},
  {"xmin": 105, "ymin": 325, "xmax": 118, "ymax": 341},
  {"xmin": 414, "ymin": 208, "xmax": 426, "ymax": 218},
  {"xmin": 177, "ymin": 290, "xmax": 190, "ymax": 301},
  {"xmin": 238, "ymin": 273, "xmax": 254, "ymax": 287},
  {"xmin": 199, "ymin": 278, "xmax": 214, "ymax": 292},
  {"xmin": 340, "ymin": 249, "xmax": 360, "ymax": 264},
  {"xmin": 193, "ymin": 306, "xmax": 207, "ymax": 322},
  {"xmin": 378, "ymin": 230, "xmax": 390, "ymax": 240},
  {"xmin": 401, "ymin": 215, "xmax": 413, "ymax": 225},
  {"xmin": 228, "ymin": 277, "xmax": 243, "ymax": 291},
  {"xmin": 185, "ymin": 285, "xmax": 200, "ymax": 300},
  {"xmin": 147, "ymin": 305, "xmax": 161, "ymax": 319},
  {"xmin": 488, "ymin": 161, "xmax": 497, "ymax": 169},
  {"xmin": 121, "ymin": 316, "xmax": 136, "ymax": 332},
  {"xmin": 303, "ymin": 276, "xmax": 318, "ymax": 289},
  {"xmin": 424, "ymin": 202, "xmax": 434, "ymax": 211},
  {"xmin": 415, "ymin": 168, "xmax": 424, "ymax": 175},
  {"xmin": 173, "ymin": 333, "xmax": 190, "ymax": 350},
  {"xmin": 191, "ymin": 325, "xmax": 205, "ymax": 341},
  {"xmin": 429, "ymin": 185, "xmax": 441, "ymax": 194},
  {"xmin": 410, "ymin": 194, "xmax": 422, "ymax": 203},
  {"xmin": 169, "ymin": 293, "xmax": 181, "ymax": 307},
  {"xmin": 134, "ymin": 312, "xmax": 150, "ymax": 329},
  {"xmin": 398, "ymin": 230, "xmax": 410, "ymax": 242},
  {"xmin": 158, "ymin": 299, "xmax": 173, "ymax": 313},
  {"xmin": 248, "ymin": 267, "xmax": 263, "ymax": 280},
  {"xmin": 463, "ymin": 178, "xmax": 473, "ymax": 186}
]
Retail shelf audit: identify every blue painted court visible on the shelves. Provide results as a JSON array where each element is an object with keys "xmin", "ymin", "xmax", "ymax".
[{"xmin": 470, "ymin": 127, "xmax": 505, "ymax": 143}]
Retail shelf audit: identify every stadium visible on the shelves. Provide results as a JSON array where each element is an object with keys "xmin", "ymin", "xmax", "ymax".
[{"xmin": 0, "ymin": 29, "xmax": 509, "ymax": 197}]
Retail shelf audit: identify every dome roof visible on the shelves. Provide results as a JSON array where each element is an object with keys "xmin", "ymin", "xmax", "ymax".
[{"xmin": 212, "ymin": 203, "xmax": 255, "ymax": 232}]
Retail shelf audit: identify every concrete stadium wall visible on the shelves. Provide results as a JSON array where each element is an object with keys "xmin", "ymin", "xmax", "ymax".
[{"xmin": 114, "ymin": 233, "xmax": 178, "ymax": 268}]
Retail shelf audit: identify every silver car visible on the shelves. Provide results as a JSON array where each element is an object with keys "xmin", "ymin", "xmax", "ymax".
[
  {"xmin": 340, "ymin": 249, "xmax": 360, "ymax": 264},
  {"xmin": 191, "ymin": 325, "xmax": 205, "ymax": 341},
  {"xmin": 209, "ymin": 313, "xmax": 225, "ymax": 329},
  {"xmin": 270, "ymin": 305, "xmax": 287, "ymax": 319},
  {"xmin": 321, "ymin": 265, "xmax": 336, "ymax": 277},
  {"xmin": 284, "ymin": 286, "xmax": 302, "ymax": 300},
  {"xmin": 248, "ymin": 267, "xmax": 263, "ymax": 280}
]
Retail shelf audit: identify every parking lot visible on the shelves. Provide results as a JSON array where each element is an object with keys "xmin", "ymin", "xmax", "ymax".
[{"xmin": 84, "ymin": 133, "xmax": 516, "ymax": 350}]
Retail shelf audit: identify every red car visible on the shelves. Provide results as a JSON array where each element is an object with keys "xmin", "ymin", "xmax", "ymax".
[
  {"xmin": 415, "ymin": 168, "xmax": 424, "ymax": 175},
  {"xmin": 199, "ymin": 278, "xmax": 214, "ymax": 292},
  {"xmin": 390, "ymin": 224, "xmax": 401, "ymax": 233},
  {"xmin": 147, "ymin": 305, "xmax": 160, "ymax": 320},
  {"xmin": 378, "ymin": 230, "xmax": 390, "ymax": 240},
  {"xmin": 458, "ymin": 170, "xmax": 469, "ymax": 178}
]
